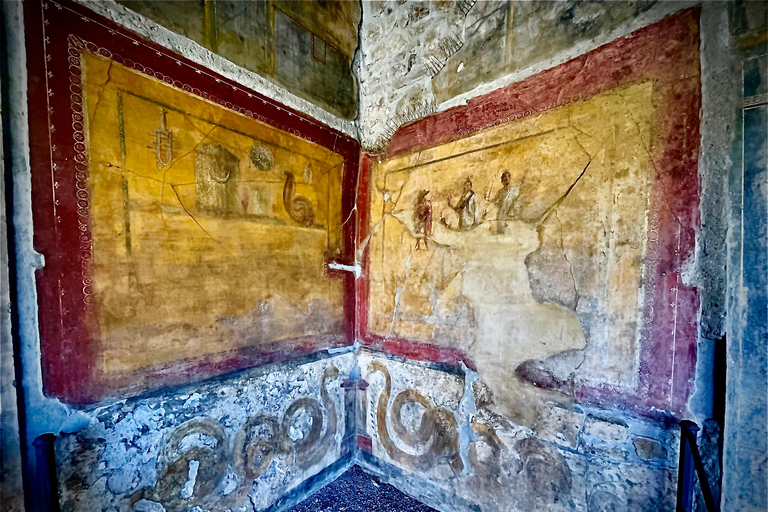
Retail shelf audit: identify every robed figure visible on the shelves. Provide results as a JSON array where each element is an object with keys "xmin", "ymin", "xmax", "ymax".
[{"xmin": 414, "ymin": 190, "xmax": 432, "ymax": 249}]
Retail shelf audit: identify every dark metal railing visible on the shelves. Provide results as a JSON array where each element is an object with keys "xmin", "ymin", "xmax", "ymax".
[
  {"xmin": 32, "ymin": 434, "xmax": 61, "ymax": 512},
  {"xmin": 676, "ymin": 420, "xmax": 720, "ymax": 512}
]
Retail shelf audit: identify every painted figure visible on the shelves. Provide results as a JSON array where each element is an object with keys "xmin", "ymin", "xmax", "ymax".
[
  {"xmin": 447, "ymin": 177, "xmax": 478, "ymax": 231},
  {"xmin": 414, "ymin": 190, "xmax": 432, "ymax": 249},
  {"xmin": 491, "ymin": 170, "xmax": 519, "ymax": 234}
]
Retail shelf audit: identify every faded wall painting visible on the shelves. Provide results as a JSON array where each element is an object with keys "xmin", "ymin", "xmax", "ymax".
[
  {"xmin": 359, "ymin": 353, "xmax": 679, "ymax": 512},
  {"xmin": 83, "ymin": 51, "xmax": 345, "ymax": 375},
  {"xmin": 432, "ymin": 1, "xmax": 660, "ymax": 103},
  {"xmin": 366, "ymin": 84, "xmax": 653, "ymax": 423},
  {"xmin": 117, "ymin": 0, "xmax": 360, "ymax": 118},
  {"xmin": 26, "ymin": 0, "xmax": 359, "ymax": 403},
  {"xmin": 362, "ymin": 9, "xmax": 702, "ymax": 422}
]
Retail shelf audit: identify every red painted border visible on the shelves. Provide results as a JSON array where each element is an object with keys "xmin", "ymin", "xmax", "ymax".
[
  {"xmin": 358, "ymin": 8, "xmax": 702, "ymax": 418},
  {"xmin": 25, "ymin": 0, "xmax": 360, "ymax": 405}
]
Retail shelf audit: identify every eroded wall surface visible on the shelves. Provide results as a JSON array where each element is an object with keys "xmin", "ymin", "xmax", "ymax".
[
  {"xmin": 359, "ymin": 351, "xmax": 679, "ymax": 512},
  {"xmin": 116, "ymin": 0, "xmax": 360, "ymax": 119},
  {"xmin": 56, "ymin": 353, "xmax": 356, "ymax": 512},
  {"xmin": 357, "ymin": 0, "xmax": 695, "ymax": 152}
]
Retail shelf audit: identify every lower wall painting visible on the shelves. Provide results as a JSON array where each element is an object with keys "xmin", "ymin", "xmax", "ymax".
[
  {"xmin": 55, "ymin": 353, "xmax": 354, "ymax": 512},
  {"xmin": 359, "ymin": 352, "xmax": 678, "ymax": 512}
]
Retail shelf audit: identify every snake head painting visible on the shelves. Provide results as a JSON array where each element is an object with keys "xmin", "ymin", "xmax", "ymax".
[{"xmin": 283, "ymin": 171, "xmax": 315, "ymax": 227}]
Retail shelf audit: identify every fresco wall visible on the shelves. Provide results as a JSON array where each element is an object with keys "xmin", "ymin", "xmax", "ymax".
[
  {"xmin": 2, "ymin": 1, "xmax": 367, "ymax": 509},
  {"xmin": 352, "ymin": 7, "xmax": 708, "ymax": 511},
  {"xmin": 85, "ymin": 51, "xmax": 345, "ymax": 376},
  {"xmin": 365, "ymin": 83, "xmax": 657, "ymax": 425},
  {"xmin": 359, "ymin": 8, "xmax": 702, "ymax": 423},
  {"xmin": 25, "ymin": 0, "xmax": 359, "ymax": 405},
  {"xmin": 116, "ymin": 0, "xmax": 360, "ymax": 119},
  {"xmin": 12, "ymin": 2, "xmax": 363, "ymax": 510}
]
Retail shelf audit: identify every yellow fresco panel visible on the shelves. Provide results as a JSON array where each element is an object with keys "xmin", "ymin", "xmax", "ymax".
[
  {"xmin": 82, "ymin": 53, "xmax": 345, "ymax": 374},
  {"xmin": 368, "ymin": 83, "xmax": 655, "ymax": 422}
]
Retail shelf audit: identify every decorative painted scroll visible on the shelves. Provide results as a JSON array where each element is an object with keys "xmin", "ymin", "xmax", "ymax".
[
  {"xmin": 358, "ymin": 9, "xmax": 702, "ymax": 419},
  {"xmin": 363, "ymin": 359, "xmax": 576, "ymax": 510},
  {"xmin": 367, "ymin": 361, "xmax": 463, "ymax": 471},
  {"xmin": 132, "ymin": 366, "xmax": 339, "ymax": 512},
  {"xmin": 25, "ymin": 0, "xmax": 359, "ymax": 403}
]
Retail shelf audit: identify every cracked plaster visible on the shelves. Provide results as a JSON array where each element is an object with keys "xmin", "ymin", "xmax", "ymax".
[{"xmin": 365, "ymin": 82, "xmax": 658, "ymax": 424}]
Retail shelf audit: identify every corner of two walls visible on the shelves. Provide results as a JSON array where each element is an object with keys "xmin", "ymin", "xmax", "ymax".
[{"xmin": 5, "ymin": 0, "xmax": 738, "ymax": 511}]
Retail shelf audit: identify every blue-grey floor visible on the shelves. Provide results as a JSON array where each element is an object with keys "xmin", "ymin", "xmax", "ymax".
[{"xmin": 286, "ymin": 465, "xmax": 438, "ymax": 511}]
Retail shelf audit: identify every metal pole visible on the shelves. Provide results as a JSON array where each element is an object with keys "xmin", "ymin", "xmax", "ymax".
[{"xmin": 677, "ymin": 420, "xmax": 699, "ymax": 512}]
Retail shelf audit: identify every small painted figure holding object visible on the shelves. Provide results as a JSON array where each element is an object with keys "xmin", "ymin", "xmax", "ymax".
[
  {"xmin": 414, "ymin": 190, "xmax": 432, "ymax": 249},
  {"xmin": 444, "ymin": 177, "xmax": 478, "ymax": 231}
]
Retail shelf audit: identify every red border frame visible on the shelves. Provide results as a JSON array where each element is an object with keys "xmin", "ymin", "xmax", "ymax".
[
  {"xmin": 25, "ymin": 0, "xmax": 360, "ymax": 405},
  {"xmin": 357, "ymin": 8, "xmax": 702, "ymax": 418}
]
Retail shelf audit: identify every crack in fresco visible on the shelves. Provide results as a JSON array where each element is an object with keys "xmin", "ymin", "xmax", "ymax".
[
  {"xmin": 154, "ymin": 121, "xmax": 225, "ymax": 262},
  {"xmin": 556, "ymin": 56, "xmax": 589, "ymax": 105},
  {"xmin": 88, "ymin": 59, "xmax": 114, "ymax": 126},
  {"xmin": 554, "ymin": 210, "xmax": 579, "ymax": 307},
  {"xmin": 388, "ymin": 250, "xmax": 415, "ymax": 337},
  {"xmin": 617, "ymin": 89, "xmax": 685, "ymax": 231},
  {"xmin": 100, "ymin": 161, "xmax": 196, "ymax": 186},
  {"xmin": 535, "ymin": 159, "xmax": 591, "ymax": 227},
  {"xmin": 169, "ymin": 183, "xmax": 235, "ymax": 256}
]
